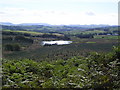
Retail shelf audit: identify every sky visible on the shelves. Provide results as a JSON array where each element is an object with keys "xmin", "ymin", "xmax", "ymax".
[{"xmin": 0, "ymin": 0, "xmax": 119, "ymax": 25}]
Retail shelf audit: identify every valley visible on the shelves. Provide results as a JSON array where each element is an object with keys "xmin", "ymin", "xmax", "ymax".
[{"xmin": 1, "ymin": 23, "xmax": 120, "ymax": 89}]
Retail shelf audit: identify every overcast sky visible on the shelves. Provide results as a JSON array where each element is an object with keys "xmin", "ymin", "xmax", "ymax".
[{"xmin": 0, "ymin": 0, "xmax": 119, "ymax": 25}]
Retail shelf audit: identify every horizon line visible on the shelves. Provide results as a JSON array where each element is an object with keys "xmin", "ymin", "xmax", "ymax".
[{"xmin": 0, "ymin": 22, "xmax": 118, "ymax": 26}]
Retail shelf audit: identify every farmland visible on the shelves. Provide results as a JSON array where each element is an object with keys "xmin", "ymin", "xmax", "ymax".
[{"xmin": 94, "ymin": 35, "xmax": 119, "ymax": 39}]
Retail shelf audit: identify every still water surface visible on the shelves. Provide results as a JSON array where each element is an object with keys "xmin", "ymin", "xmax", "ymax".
[{"xmin": 41, "ymin": 40, "xmax": 72, "ymax": 45}]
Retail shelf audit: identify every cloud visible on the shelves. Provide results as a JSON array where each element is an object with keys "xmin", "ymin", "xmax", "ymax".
[
  {"xmin": 68, "ymin": 0, "xmax": 118, "ymax": 3},
  {"xmin": 0, "ymin": 0, "xmax": 118, "ymax": 6},
  {"xmin": 0, "ymin": 12, "xmax": 6, "ymax": 14},
  {"xmin": 0, "ymin": 7, "xmax": 118, "ymax": 25},
  {"xmin": 85, "ymin": 12, "xmax": 95, "ymax": 16}
]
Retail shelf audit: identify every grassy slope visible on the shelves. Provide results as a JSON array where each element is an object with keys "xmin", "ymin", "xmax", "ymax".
[
  {"xmin": 94, "ymin": 35, "xmax": 119, "ymax": 39},
  {"xmin": 3, "ymin": 30, "xmax": 44, "ymax": 35},
  {"xmin": 3, "ymin": 30, "xmax": 64, "ymax": 37}
]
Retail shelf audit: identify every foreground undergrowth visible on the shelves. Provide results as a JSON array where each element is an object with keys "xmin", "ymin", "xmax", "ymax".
[{"xmin": 2, "ymin": 46, "xmax": 120, "ymax": 89}]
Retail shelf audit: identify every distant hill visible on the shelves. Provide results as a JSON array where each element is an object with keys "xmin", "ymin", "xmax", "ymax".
[
  {"xmin": 0, "ymin": 22, "xmax": 51, "ymax": 26},
  {"xmin": 0, "ymin": 22, "xmax": 113, "ymax": 27},
  {"xmin": 67, "ymin": 24, "xmax": 110, "ymax": 28},
  {"xmin": 0, "ymin": 22, "xmax": 14, "ymax": 26},
  {"xmin": 19, "ymin": 23, "xmax": 51, "ymax": 26}
]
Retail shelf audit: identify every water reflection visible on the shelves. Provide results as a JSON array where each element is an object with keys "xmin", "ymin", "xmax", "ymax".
[{"xmin": 41, "ymin": 40, "xmax": 72, "ymax": 46}]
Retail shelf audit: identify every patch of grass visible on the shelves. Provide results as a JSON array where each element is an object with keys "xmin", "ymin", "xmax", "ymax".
[
  {"xmin": 86, "ymin": 42, "xmax": 96, "ymax": 43},
  {"xmin": 82, "ymin": 30, "xmax": 105, "ymax": 34},
  {"xmin": 94, "ymin": 35, "xmax": 119, "ymax": 39},
  {"xmin": 3, "ymin": 30, "xmax": 64, "ymax": 37},
  {"xmin": 4, "ymin": 30, "xmax": 43, "ymax": 35}
]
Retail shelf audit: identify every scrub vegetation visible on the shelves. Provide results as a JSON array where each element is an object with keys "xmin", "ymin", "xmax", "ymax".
[{"xmin": 2, "ymin": 46, "xmax": 120, "ymax": 89}]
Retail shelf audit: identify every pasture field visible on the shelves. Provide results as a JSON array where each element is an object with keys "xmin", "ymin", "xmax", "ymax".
[
  {"xmin": 82, "ymin": 30, "xmax": 105, "ymax": 34},
  {"xmin": 3, "ymin": 30, "xmax": 43, "ymax": 35},
  {"xmin": 64, "ymin": 30, "xmax": 106, "ymax": 35},
  {"xmin": 3, "ymin": 30, "xmax": 64, "ymax": 38},
  {"xmin": 94, "ymin": 35, "xmax": 119, "ymax": 39}
]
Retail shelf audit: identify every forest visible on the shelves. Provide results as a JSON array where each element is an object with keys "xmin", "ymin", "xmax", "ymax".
[{"xmin": 1, "ymin": 24, "xmax": 120, "ymax": 89}]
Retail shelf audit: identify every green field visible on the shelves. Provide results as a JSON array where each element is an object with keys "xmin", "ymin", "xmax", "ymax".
[
  {"xmin": 3, "ymin": 30, "xmax": 44, "ymax": 35},
  {"xmin": 82, "ymin": 30, "xmax": 105, "ymax": 34},
  {"xmin": 94, "ymin": 35, "xmax": 119, "ymax": 39}
]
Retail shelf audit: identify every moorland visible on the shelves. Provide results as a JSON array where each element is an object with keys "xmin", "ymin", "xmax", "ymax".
[{"xmin": 1, "ymin": 23, "xmax": 120, "ymax": 89}]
